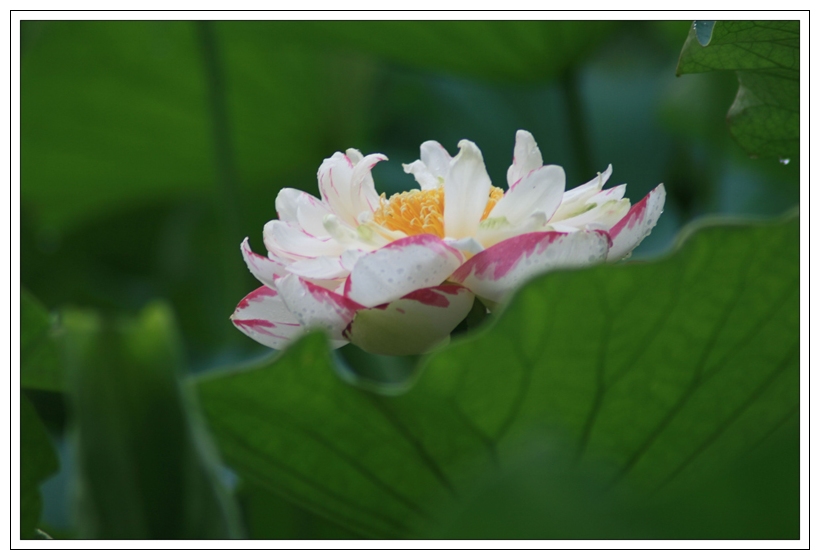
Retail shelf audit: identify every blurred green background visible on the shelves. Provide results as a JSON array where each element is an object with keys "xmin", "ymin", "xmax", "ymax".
[{"xmin": 20, "ymin": 20, "xmax": 800, "ymax": 539}]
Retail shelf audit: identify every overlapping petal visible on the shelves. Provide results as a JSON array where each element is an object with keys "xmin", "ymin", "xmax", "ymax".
[
  {"xmin": 344, "ymin": 234, "xmax": 464, "ymax": 308},
  {"xmin": 343, "ymin": 285, "xmax": 474, "ymax": 355},
  {"xmin": 452, "ymin": 230, "xmax": 612, "ymax": 304},
  {"xmin": 275, "ymin": 275, "xmax": 362, "ymax": 343},
  {"xmin": 607, "ymin": 184, "xmax": 666, "ymax": 262},
  {"xmin": 240, "ymin": 238, "xmax": 289, "ymax": 289},
  {"xmin": 234, "ymin": 131, "xmax": 665, "ymax": 356},
  {"xmin": 230, "ymin": 286, "xmax": 305, "ymax": 350}
]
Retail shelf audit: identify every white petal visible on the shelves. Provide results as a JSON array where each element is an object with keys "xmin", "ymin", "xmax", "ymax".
[
  {"xmin": 588, "ymin": 183, "xmax": 626, "ymax": 204},
  {"xmin": 346, "ymin": 148, "xmax": 363, "ymax": 165},
  {"xmin": 451, "ymin": 230, "xmax": 611, "ymax": 304},
  {"xmin": 402, "ymin": 160, "xmax": 440, "ymax": 191},
  {"xmin": 444, "ymin": 140, "xmax": 493, "ymax": 239},
  {"xmin": 489, "ymin": 165, "xmax": 565, "ymax": 225},
  {"xmin": 552, "ymin": 164, "xmax": 613, "ymax": 222},
  {"xmin": 231, "ymin": 286, "xmax": 305, "ymax": 350},
  {"xmin": 317, "ymin": 152, "xmax": 355, "ymax": 222},
  {"xmin": 285, "ymin": 256, "xmax": 348, "ymax": 281},
  {"xmin": 444, "ymin": 236, "xmax": 484, "ymax": 256},
  {"xmin": 276, "ymin": 188, "xmax": 333, "ymax": 237},
  {"xmin": 607, "ymin": 184, "xmax": 666, "ymax": 262},
  {"xmin": 350, "ymin": 153, "xmax": 387, "ymax": 214},
  {"xmin": 275, "ymin": 188, "xmax": 301, "ymax": 224},
  {"xmin": 340, "ymin": 249, "xmax": 365, "ymax": 272},
  {"xmin": 241, "ymin": 238, "xmax": 290, "ymax": 289},
  {"xmin": 344, "ymin": 285, "xmax": 474, "ymax": 356},
  {"xmin": 548, "ymin": 198, "xmax": 631, "ymax": 231},
  {"xmin": 420, "ymin": 141, "xmax": 452, "ymax": 178},
  {"xmin": 507, "ymin": 130, "xmax": 544, "ymax": 187},
  {"xmin": 264, "ymin": 220, "xmax": 344, "ymax": 260},
  {"xmin": 344, "ymin": 234, "xmax": 464, "ymax": 308},
  {"xmin": 323, "ymin": 214, "xmax": 389, "ymax": 251},
  {"xmin": 475, "ymin": 211, "xmax": 549, "ymax": 249},
  {"xmin": 276, "ymin": 274, "xmax": 362, "ymax": 342}
]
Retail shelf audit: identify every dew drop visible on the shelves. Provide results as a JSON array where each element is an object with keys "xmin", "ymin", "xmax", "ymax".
[
  {"xmin": 780, "ymin": 157, "xmax": 791, "ymax": 165},
  {"xmin": 693, "ymin": 20, "xmax": 715, "ymax": 46}
]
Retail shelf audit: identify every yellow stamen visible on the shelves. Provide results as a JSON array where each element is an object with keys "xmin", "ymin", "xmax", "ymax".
[{"xmin": 373, "ymin": 186, "xmax": 504, "ymax": 238}]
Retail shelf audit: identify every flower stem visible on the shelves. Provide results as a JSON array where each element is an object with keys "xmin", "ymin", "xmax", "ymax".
[
  {"xmin": 560, "ymin": 68, "xmax": 594, "ymax": 180},
  {"xmin": 196, "ymin": 21, "xmax": 244, "ymax": 335}
]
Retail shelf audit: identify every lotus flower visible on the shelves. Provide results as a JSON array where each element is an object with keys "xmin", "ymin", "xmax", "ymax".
[{"xmin": 232, "ymin": 130, "xmax": 665, "ymax": 355}]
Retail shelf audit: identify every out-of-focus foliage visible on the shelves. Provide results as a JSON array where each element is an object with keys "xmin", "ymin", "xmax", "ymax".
[
  {"xmin": 21, "ymin": 289, "xmax": 62, "ymax": 392},
  {"xmin": 20, "ymin": 394, "xmax": 60, "ymax": 539},
  {"xmin": 63, "ymin": 303, "xmax": 242, "ymax": 538},
  {"xmin": 195, "ymin": 215, "xmax": 798, "ymax": 538},
  {"xmin": 677, "ymin": 21, "xmax": 799, "ymax": 158}
]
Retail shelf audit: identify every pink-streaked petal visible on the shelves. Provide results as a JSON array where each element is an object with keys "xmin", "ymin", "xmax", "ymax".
[
  {"xmin": 552, "ymin": 164, "xmax": 614, "ymax": 222},
  {"xmin": 489, "ymin": 164, "xmax": 565, "ymax": 225},
  {"xmin": 275, "ymin": 188, "xmax": 332, "ymax": 237},
  {"xmin": 231, "ymin": 286, "xmax": 304, "ymax": 350},
  {"xmin": 345, "ymin": 234, "xmax": 465, "ymax": 308},
  {"xmin": 402, "ymin": 160, "xmax": 439, "ymax": 191},
  {"xmin": 285, "ymin": 256, "xmax": 348, "ymax": 281},
  {"xmin": 264, "ymin": 220, "xmax": 345, "ymax": 260},
  {"xmin": 241, "ymin": 238, "xmax": 290, "ymax": 289},
  {"xmin": 276, "ymin": 275, "xmax": 362, "ymax": 342},
  {"xmin": 346, "ymin": 148, "xmax": 363, "ymax": 165},
  {"xmin": 506, "ymin": 130, "xmax": 544, "ymax": 188},
  {"xmin": 607, "ymin": 184, "xmax": 666, "ymax": 262},
  {"xmin": 318, "ymin": 151, "xmax": 358, "ymax": 224},
  {"xmin": 344, "ymin": 285, "xmax": 475, "ymax": 356},
  {"xmin": 444, "ymin": 140, "xmax": 493, "ymax": 239},
  {"xmin": 420, "ymin": 141, "xmax": 452, "ymax": 178},
  {"xmin": 452, "ymin": 230, "xmax": 611, "ymax": 304}
]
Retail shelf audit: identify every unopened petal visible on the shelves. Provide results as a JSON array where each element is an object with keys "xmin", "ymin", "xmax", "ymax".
[
  {"xmin": 507, "ymin": 130, "xmax": 544, "ymax": 187},
  {"xmin": 444, "ymin": 140, "xmax": 492, "ymax": 239},
  {"xmin": 345, "ymin": 234, "xmax": 464, "ymax": 308},
  {"xmin": 231, "ymin": 286, "xmax": 305, "ymax": 350},
  {"xmin": 452, "ymin": 230, "xmax": 611, "ymax": 304},
  {"xmin": 344, "ymin": 285, "xmax": 474, "ymax": 355},
  {"xmin": 276, "ymin": 274, "xmax": 362, "ymax": 343},
  {"xmin": 607, "ymin": 184, "xmax": 666, "ymax": 262}
]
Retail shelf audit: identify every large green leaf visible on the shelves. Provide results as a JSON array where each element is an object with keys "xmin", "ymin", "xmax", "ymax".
[
  {"xmin": 64, "ymin": 303, "xmax": 242, "ymax": 538},
  {"xmin": 20, "ymin": 394, "xmax": 60, "ymax": 539},
  {"xmin": 195, "ymin": 213, "xmax": 799, "ymax": 538},
  {"xmin": 20, "ymin": 289, "xmax": 62, "ymax": 392},
  {"xmin": 677, "ymin": 21, "xmax": 799, "ymax": 158}
]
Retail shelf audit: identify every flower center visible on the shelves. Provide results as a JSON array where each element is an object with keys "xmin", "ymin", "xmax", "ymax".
[{"xmin": 372, "ymin": 186, "xmax": 504, "ymax": 238}]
